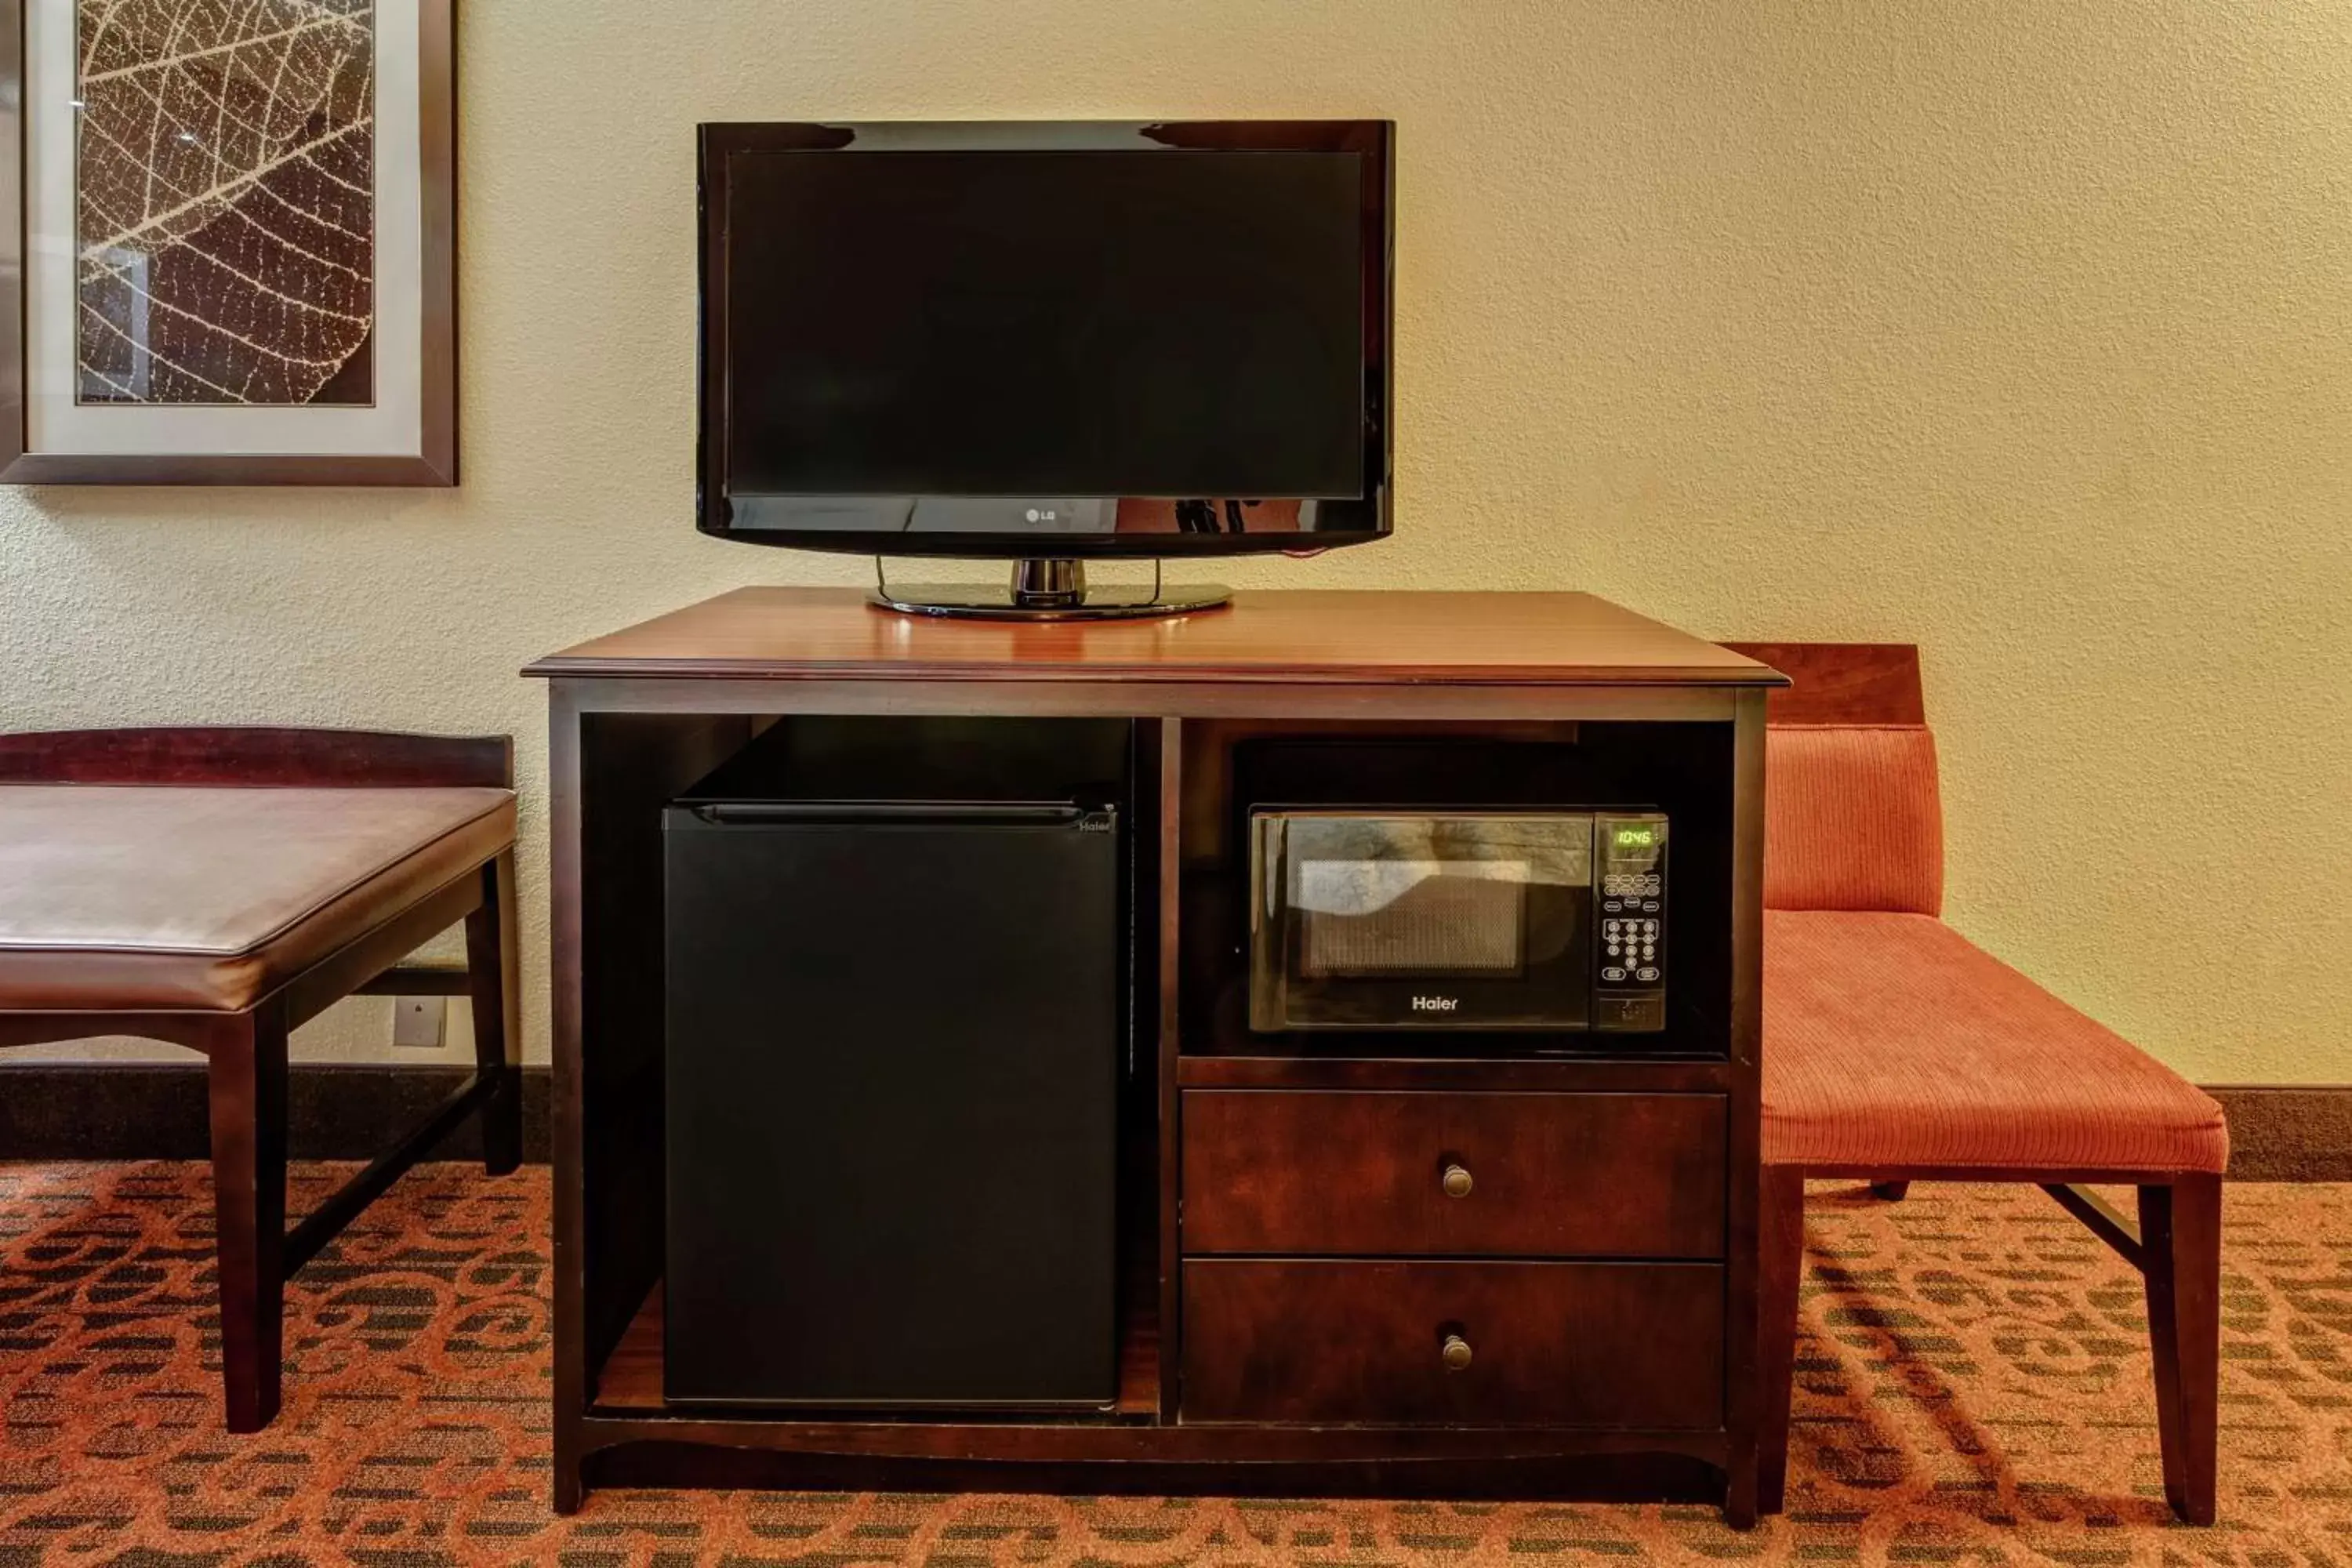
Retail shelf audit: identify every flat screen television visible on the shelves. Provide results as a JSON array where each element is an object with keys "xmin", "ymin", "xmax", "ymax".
[{"xmin": 697, "ymin": 120, "xmax": 1394, "ymax": 618}]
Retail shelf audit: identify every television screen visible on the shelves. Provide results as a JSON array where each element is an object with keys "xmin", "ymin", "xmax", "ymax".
[{"xmin": 698, "ymin": 122, "xmax": 1392, "ymax": 559}]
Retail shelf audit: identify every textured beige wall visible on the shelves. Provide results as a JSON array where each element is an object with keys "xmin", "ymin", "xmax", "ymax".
[{"xmin": 2, "ymin": 1, "xmax": 2346, "ymax": 1080}]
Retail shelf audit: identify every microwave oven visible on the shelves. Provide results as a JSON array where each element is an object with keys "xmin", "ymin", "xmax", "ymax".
[{"xmin": 1247, "ymin": 809, "xmax": 1667, "ymax": 1033}]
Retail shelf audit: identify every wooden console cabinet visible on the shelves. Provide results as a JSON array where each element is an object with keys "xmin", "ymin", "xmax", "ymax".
[{"xmin": 527, "ymin": 587, "xmax": 1781, "ymax": 1520}]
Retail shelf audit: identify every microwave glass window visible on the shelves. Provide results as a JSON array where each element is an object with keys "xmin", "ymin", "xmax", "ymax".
[{"xmin": 1294, "ymin": 861, "xmax": 1527, "ymax": 978}]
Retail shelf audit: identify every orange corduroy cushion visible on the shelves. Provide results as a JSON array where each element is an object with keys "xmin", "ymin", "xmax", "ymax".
[
  {"xmin": 1764, "ymin": 726, "xmax": 1944, "ymax": 915},
  {"xmin": 1762, "ymin": 909, "xmax": 2228, "ymax": 1174}
]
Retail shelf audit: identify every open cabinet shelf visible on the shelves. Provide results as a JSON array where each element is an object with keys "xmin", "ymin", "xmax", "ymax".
[{"xmin": 591, "ymin": 1275, "xmax": 1164, "ymax": 1421}]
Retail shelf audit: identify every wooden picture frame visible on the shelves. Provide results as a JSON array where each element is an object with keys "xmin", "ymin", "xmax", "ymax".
[{"xmin": 0, "ymin": 0, "xmax": 456, "ymax": 485}]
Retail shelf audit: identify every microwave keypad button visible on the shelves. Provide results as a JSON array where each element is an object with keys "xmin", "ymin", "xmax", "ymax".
[
  {"xmin": 1602, "ymin": 966, "xmax": 1629, "ymax": 983},
  {"xmin": 1635, "ymin": 966, "xmax": 1660, "ymax": 982}
]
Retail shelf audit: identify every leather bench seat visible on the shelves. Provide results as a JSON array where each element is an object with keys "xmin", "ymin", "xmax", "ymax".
[
  {"xmin": 1765, "ymin": 908, "xmax": 2229, "ymax": 1174},
  {"xmin": 0, "ymin": 785, "xmax": 516, "ymax": 1012}
]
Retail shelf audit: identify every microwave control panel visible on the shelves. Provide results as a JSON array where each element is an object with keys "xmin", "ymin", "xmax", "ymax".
[{"xmin": 1595, "ymin": 813, "xmax": 1668, "ymax": 1031}]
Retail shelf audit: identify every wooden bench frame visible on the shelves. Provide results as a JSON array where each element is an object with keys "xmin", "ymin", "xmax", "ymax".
[
  {"xmin": 0, "ymin": 728, "xmax": 524, "ymax": 1432},
  {"xmin": 1722, "ymin": 644, "xmax": 2222, "ymax": 1526}
]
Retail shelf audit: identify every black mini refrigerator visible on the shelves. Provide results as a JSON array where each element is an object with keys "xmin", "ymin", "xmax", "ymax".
[{"xmin": 662, "ymin": 780, "xmax": 1122, "ymax": 1408}]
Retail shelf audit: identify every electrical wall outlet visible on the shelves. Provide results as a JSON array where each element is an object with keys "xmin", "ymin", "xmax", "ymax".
[{"xmin": 392, "ymin": 996, "xmax": 446, "ymax": 1050}]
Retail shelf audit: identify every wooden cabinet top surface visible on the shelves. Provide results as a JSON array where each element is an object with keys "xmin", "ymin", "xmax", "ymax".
[{"xmin": 527, "ymin": 586, "xmax": 1784, "ymax": 688}]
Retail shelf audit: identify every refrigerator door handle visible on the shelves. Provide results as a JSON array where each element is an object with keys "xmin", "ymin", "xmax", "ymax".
[{"xmin": 687, "ymin": 800, "xmax": 1091, "ymax": 827}]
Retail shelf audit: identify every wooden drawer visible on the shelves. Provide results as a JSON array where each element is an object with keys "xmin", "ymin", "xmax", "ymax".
[
  {"xmin": 1181, "ymin": 1259, "xmax": 1723, "ymax": 1427},
  {"xmin": 1181, "ymin": 1091, "xmax": 1725, "ymax": 1258}
]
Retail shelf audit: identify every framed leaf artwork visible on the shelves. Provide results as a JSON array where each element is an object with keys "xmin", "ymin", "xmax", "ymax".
[{"xmin": 0, "ymin": 0, "xmax": 455, "ymax": 484}]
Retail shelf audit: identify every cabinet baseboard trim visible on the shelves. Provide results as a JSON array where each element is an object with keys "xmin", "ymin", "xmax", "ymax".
[{"xmin": 0, "ymin": 1062, "xmax": 553, "ymax": 1164}]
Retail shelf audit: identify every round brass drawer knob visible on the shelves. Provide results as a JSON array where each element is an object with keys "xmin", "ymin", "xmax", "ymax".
[
  {"xmin": 1441, "ymin": 1333, "xmax": 1474, "ymax": 1372},
  {"xmin": 1442, "ymin": 1163, "xmax": 1474, "ymax": 1199}
]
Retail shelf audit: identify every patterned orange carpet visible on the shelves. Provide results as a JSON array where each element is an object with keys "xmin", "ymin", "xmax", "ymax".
[{"xmin": 0, "ymin": 1163, "xmax": 2344, "ymax": 1566}]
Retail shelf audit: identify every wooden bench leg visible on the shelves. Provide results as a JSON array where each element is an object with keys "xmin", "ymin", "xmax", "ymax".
[
  {"xmin": 2140, "ymin": 1174, "xmax": 2221, "ymax": 1525},
  {"xmin": 207, "ymin": 1004, "xmax": 289, "ymax": 1433},
  {"xmin": 1758, "ymin": 1164, "xmax": 1807, "ymax": 1515},
  {"xmin": 466, "ymin": 849, "xmax": 524, "ymax": 1176}
]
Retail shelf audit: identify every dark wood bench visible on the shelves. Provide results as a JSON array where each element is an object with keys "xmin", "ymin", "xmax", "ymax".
[{"xmin": 0, "ymin": 727, "xmax": 525, "ymax": 1431}]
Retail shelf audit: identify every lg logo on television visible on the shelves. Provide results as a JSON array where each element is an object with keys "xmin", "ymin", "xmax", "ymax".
[{"xmin": 1025, "ymin": 508, "xmax": 1058, "ymax": 523}]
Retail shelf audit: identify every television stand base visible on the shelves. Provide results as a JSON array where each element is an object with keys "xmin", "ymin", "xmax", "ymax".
[{"xmin": 869, "ymin": 558, "xmax": 1232, "ymax": 622}]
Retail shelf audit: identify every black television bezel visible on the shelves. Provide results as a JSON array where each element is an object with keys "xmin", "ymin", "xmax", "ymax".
[{"xmin": 695, "ymin": 120, "xmax": 1395, "ymax": 560}]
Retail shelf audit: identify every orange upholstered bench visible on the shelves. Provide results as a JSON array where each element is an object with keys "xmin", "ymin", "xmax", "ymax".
[{"xmin": 1723, "ymin": 644, "xmax": 2228, "ymax": 1525}]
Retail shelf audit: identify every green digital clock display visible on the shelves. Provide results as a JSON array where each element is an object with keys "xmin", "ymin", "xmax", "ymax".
[{"xmin": 1613, "ymin": 827, "xmax": 1657, "ymax": 848}]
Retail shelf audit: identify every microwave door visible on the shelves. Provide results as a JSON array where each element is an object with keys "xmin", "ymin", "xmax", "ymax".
[{"xmin": 1250, "ymin": 811, "xmax": 1597, "ymax": 1032}]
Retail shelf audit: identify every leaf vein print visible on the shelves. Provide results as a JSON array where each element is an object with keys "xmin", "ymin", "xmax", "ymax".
[{"xmin": 73, "ymin": 0, "xmax": 375, "ymax": 406}]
